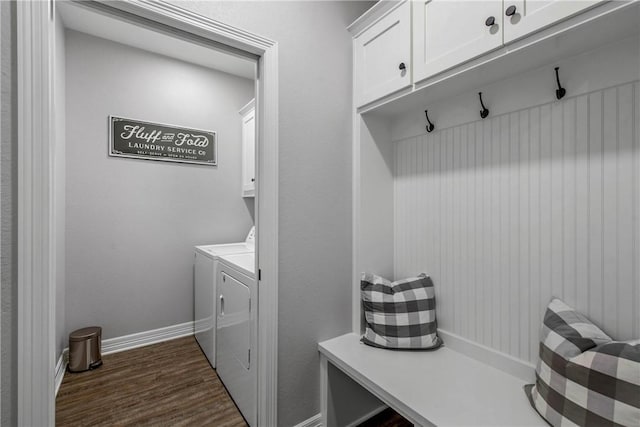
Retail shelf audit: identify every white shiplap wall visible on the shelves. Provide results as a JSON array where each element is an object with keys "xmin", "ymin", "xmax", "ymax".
[{"xmin": 394, "ymin": 81, "xmax": 640, "ymax": 364}]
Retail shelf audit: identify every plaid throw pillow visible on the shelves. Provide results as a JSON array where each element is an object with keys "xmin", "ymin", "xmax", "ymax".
[
  {"xmin": 526, "ymin": 298, "xmax": 640, "ymax": 426},
  {"xmin": 360, "ymin": 273, "xmax": 442, "ymax": 350}
]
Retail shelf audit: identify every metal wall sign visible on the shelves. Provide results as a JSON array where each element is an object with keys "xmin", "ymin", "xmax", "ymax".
[{"xmin": 109, "ymin": 116, "xmax": 217, "ymax": 166}]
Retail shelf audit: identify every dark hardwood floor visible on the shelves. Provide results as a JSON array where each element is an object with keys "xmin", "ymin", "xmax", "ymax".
[
  {"xmin": 56, "ymin": 335, "xmax": 411, "ymax": 426},
  {"xmin": 56, "ymin": 336, "xmax": 247, "ymax": 426},
  {"xmin": 357, "ymin": 408, "xmax": 413, "ymax": 427}
]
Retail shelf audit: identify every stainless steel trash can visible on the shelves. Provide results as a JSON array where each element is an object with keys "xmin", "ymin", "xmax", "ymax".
[{"xmin": 68, "ymin": 326, "xmax": 102, "ymax": 372}]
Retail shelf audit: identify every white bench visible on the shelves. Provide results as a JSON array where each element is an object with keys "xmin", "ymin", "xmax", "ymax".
[{"xmin": 319, "ymin": 333, "xmax": 545, "ymax": 427}]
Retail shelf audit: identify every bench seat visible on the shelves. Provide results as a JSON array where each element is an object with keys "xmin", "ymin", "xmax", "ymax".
[{"xmin": 319, "ymin": 333, "xmax": 545, "ymax": 426}]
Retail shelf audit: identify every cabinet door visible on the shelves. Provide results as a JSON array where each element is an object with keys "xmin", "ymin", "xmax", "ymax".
[
  {"xmin": 354, "ymin": 1, "xmax": 411, "ymax": 107},
  {"xmin": 413, "ymin": 0, "xmax": 503, "ymax": 83},
  {"xmin": 503, "ymin": 0, "xmax": 602, "ymax": 43},
  {"xmin": 241, "ymin": 106, "xmax": 255, "ymax": 198}
]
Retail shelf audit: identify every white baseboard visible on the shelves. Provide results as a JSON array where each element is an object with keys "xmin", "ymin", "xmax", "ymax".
[
  {"xmin": 54, "ymin": 352, "xmax": 67, "ymax": 396},
  {"xmin": 294, "ymin": 413, "xmax": 322, "ymax": 427},
  {"xmin": 59, "ymin": 321, "xmax": 195, "ymax": 383},
  {"xmin": 101, "ymin": 321, "xmax": 194, "ymax": 355},
  {"xmin": 345, "ymin": 405, "xmax": 387, "ymax": 427},
  {"xmin": 438, "ymin": 329, "xmax": 536, "ymax": 382}
]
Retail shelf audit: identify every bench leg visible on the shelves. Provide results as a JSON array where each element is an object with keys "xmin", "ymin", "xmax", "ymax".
[
  {"xmin": 320, "ymin": 354, "xmax": 386, "ymax": 427},
  {"xmin": 320, "ymin": 355, "xmax": 329, "ymax": 426}
]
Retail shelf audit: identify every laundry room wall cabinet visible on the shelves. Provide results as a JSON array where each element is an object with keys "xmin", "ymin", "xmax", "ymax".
[{"xmin": 240, "ymin": 99, "xmax": 256, "ymax": 198}]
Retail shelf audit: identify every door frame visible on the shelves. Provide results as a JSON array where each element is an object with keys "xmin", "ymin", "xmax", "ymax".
[{"xmin": 16, "ymin": 1, "xmax": 278, "ymax": 425}]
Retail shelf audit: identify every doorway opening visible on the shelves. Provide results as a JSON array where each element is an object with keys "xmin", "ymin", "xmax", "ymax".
[{"xmin": 17, "ymin": 1, "xmax": 278, "ymax": 426}]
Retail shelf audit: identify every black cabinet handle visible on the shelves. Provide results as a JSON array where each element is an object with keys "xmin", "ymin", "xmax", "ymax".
[
  {"xmin": 505, "ymin": 5, "xmax": 517, "ymax": 16},
  {"xmin": 485, "ymin": 16, "xmax": 495, "ymax": 26},
  {"xmin": 251, "ymin": 178, "xmax": 255, "ymax": 182},
  {"xmin": 399, "ymin": 62, "xmax": 406, "ymax": 71}
]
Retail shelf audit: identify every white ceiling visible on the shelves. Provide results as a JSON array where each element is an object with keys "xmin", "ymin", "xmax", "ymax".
[{"xmin": 57, "ymin": 2, "xmax": 257, "ymax": 80}]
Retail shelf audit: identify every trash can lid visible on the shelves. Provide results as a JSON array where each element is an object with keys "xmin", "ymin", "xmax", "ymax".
[{"xmin": 69, "ymin": 326, "xmax": 102, "ymax": 341}]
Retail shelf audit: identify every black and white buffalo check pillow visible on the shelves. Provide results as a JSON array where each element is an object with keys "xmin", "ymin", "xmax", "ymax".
[
  {"xmin": 360, "ymin": 273, "xmax": 442, "ymax": 350},
  {"xmin": 526, "ymin": 298, "xmax": 640, "ymax": 426}
]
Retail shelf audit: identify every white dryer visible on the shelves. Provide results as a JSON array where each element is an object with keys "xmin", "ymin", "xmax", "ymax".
[
  {"xmin": 216, "ymin": 252, "xmax": 257, "ymax": 427},
  {"xmin": 194, "ymin": 227, "xmax": 254, "ymax": 368}
]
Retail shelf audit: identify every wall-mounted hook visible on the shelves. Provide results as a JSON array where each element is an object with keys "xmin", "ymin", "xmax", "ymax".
[
  {"xmin": 478, "ymin": 92, "xmax": 489, "ymax": 119},
  {"xmin": 425, "ymin": 110, "xmax": 435, "ymax": 133},
  {"xmin": 554, "ymin": 67, "xmax": 566, "ymax": 100}
]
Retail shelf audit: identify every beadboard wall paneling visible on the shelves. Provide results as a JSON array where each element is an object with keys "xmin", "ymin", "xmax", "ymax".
[{"xmin": 394, "ymin": 82, "xmax": 640, "ymax": 364}]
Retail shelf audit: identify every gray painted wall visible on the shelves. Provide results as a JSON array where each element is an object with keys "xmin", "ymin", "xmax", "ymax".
[
  {"xmin": 165, "ymin": 2, "xmax": 373, "ymax": 425},
  {"xmin": 1, "ymin": 1, "xmax": 16, "ymax": 424},
  {"xmin": 65, "ymin": 30, "xmax": 254, "ymax": 339}
]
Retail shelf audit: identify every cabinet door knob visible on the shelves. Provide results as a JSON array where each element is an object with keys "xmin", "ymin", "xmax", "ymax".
[
  {"xmin": 505, "ymin": 5, "xmax": 517, "ymax": 16},
  {"xmin": 485, "ymin": 16, "xmax": 495, "ymax": 26},
  {"xmin": 398, "ymin": 62, "xmax": 406, "ymax": 71},
  {"xmin": 251, "ymin": 178, "xmax": 255, "ymax": 182}
]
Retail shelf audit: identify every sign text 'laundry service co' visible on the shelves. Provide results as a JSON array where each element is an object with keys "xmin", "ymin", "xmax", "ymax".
[{"xmin": 109, "ymin": 116, "xmax": 217, "ymax": 166}]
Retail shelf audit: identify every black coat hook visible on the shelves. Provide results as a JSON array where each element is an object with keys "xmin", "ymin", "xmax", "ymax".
[
  {"xmin": 554, "ymin": 67, "xmax": 566, "ymax": 100},
  {"xmin": 478, "ymin": 92, "xmax": 489, "ymax": 119},
  {"xmin": 424, "ymin": 110, "xmax": 435, "ymax": 133}
]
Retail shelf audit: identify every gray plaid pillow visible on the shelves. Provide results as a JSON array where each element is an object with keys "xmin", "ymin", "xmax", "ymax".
[
  {"xmin": 526, "ymin": 298, "xmax": 640, "ymax": 426},
  {"xmin": 360, "ymin": 272, "xmax": 442, "ymax": 350}
]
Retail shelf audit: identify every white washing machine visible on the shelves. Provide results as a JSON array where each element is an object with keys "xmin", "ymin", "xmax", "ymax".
[
  {"xmin": 216, "ymin": 252, "xmax": 257, "ymax": 427},
  {"xmin": 194, "ymin": 227, "xmax": 254, "ymax": 368}
]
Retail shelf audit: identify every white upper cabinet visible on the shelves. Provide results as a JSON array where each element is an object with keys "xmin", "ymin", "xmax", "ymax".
[
  {"xmin": 503, "ymin": 0, "xmax": 602, "ymax": 43},
  {"xmin": 350, "ymin": 0, "xmax": 612, "ymax": 110},
  {"xmin": 354, "ymin": 1, "xmax": 412, "ymax": 107},
  {"xmin": 239, "ymin": 100, "xmax": 255, "ymax": 198},
  {"xmin": 413, "ymin": 0, "xmax": 504, "ymax": 83}
]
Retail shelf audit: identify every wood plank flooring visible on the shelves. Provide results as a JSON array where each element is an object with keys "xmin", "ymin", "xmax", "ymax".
[
  {"xmin": 56, "ymin": 336, "xmax": 247, "ymax": 426},
  {"xmin": 56, "ymin": 335, "xmax": 411, "ymax": 426},
  {"xmin": 357, "ymin": 408, "xmax": 412, "ymax": 427}
]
